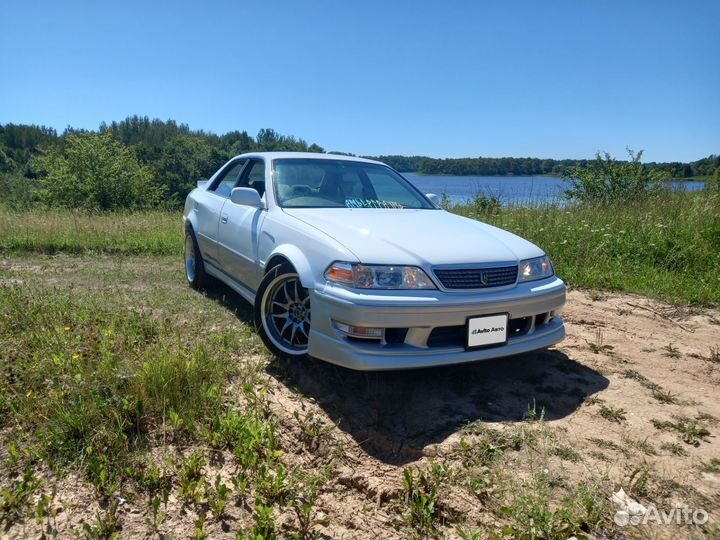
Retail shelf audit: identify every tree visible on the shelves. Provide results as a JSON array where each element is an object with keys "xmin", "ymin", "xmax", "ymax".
[
  {"xmin": 34, "ymin": 131, "xmax": 163, "ymax": 210},
  {"xmin": 152, "ymin": 135, "xmax": 226, "ymax": 203},
  {"xmin": 562, "ymin": 149, "xmax": 667, "ymax": 203}
]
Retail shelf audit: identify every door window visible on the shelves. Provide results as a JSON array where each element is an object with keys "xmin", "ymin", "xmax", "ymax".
[
  {"xmin": 240, "ymin": 160, "xmax": 266, "ymax": 197},
  {"xmin": 210, "ymin": 159, "xmax": 247, "ymax": 198}
]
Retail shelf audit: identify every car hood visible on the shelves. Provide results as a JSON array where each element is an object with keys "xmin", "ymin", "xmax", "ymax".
[{"xmin": 282, "ymin": 208, "xmax": 544, "ymax": 266}]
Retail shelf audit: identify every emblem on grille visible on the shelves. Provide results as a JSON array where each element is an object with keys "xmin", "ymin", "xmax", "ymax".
[{"xmin": 479, "ymin": 272, "xmax": 489, "ymax": 285}]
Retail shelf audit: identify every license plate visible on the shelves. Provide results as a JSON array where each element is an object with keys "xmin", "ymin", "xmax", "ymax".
[{"xmin": 466, "ymin": 313, "xmax": 509, "ymax": 349}]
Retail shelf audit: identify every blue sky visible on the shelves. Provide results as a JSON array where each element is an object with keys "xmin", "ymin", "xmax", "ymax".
[{"xmin": 1, "ymin": 1, "xmax": 718, "ymax": 162}]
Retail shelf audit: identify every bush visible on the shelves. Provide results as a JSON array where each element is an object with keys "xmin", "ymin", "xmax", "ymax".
[
  {"xmin": 563, "ymin": 149, "xmax": 666, "ymax": 203},
  {"xmin": 708, "ymin": 168, "xmax": 720, "ymax": 191},
  {"xmin": 33, "ymin": 132, "xmax": 164, "ymax": 210}
]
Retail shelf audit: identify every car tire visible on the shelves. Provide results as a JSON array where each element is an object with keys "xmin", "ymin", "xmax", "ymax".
[
  {"xmin": 255, "ymin": 262, "xmax": 311, "ymax": 359},
  {"xmin": 184, "ymin": 229, "xmax": 209, "ymax": 290}
]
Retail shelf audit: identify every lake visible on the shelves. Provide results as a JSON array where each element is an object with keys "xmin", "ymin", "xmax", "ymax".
[{"xmin": 402, "ymin": 172, "xmax": 706, "ymax": 205}]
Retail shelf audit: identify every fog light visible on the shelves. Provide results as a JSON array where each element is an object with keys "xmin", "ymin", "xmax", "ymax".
[{"xmin": 332, "ymin": 320, "xmax": 384, "ymax": 339}]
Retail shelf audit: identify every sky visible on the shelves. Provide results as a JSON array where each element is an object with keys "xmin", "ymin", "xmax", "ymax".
[{"xmin": 1, "ymin": 1, "xmax": 718, "ymax": 162}]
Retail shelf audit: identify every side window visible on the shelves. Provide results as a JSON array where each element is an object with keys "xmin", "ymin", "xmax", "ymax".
[
  {"xmin": 240, "ymin": 160, "xmax": 266, "ymax": 197},
  {"xmin": 210, "ymin": 159, "xmax": 246, "ymax": 198}
]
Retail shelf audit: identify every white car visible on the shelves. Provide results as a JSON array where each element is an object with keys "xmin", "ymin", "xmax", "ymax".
[{"xmin": 183, "ymin": 152, "xmax": 566, "ymax": 370}]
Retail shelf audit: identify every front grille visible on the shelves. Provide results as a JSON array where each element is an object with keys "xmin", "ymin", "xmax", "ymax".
[{"xmin": 433, "ymin": 265, "xmax": 518, "ymax": 290}]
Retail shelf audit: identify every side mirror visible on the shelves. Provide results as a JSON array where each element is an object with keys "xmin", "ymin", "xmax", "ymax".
[
  {"xmin": 230, "ymin": 187, "xmax": 264, "ymax": 208},
  {"xmin": 197, "ymin": 179, "xmax": 209, "ymax": 189},
  {"xmin": 425, "ymin": 193, "xmax": 441, "ymax": 207}
]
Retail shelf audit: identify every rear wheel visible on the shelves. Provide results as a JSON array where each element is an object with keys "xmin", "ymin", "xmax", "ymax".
[
  {"xmin": 184, "ymin": 229, "xmax": 208, "ymax": 290},
  {"xmin": 255, "ymin": 262, "xmax": 311, "ymax": 358}
]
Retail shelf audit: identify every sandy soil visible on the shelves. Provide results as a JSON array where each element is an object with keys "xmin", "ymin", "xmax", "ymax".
[{"xmin": 2, "ymin": 256, "xmax": 719, "ymax": 539}]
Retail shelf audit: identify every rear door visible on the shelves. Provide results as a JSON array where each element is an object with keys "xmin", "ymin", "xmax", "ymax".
[
  {"xmin": 192, "ymin": 158, "xmax": 247, "ymax": 265},
  {"xmin": 217, "ymin": 158, "xmax": 267, "ymax": 290}
]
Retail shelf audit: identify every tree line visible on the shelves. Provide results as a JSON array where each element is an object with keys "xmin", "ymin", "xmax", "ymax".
[
  {"xmin": 0, "ymin": 116, "xmax": 717, "ymax": 210},
  {"xmin": 371, "ymin": 154, "xmax": 719, "ymax": 178},
  {"xmin": 0, "ymin": 117, "xmax": 325, "ymax": 209}
]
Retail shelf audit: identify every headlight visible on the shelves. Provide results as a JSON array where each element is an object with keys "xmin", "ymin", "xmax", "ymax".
[
  {"xmin": 519, "ymin": 255, "xmax": 554, "ymax": 282},
  {"xmin": 325, "ymin": 262, "xmax": 436, "ymax": 289}
]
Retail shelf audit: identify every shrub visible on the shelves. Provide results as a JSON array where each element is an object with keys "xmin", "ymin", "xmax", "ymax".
[
  {"xmin": 33, "ymin": 131, "xmax": 164, "ymax": 210},
  {"xmin": 563, "ymin": 149, "xmax": 666, "ymax": 203}
]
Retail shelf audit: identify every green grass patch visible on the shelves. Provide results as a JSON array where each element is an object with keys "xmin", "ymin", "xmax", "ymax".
[
  {"xmin": 451, "ymin": 190, "xmax": 720, "ymax": 305},
  {"xmin": 0, "ymin": 284, "xmax": 251, "ymax": 474},
  {"xmin": 0, "ymin": 208, "xmax": 181, "ymax": 255}
]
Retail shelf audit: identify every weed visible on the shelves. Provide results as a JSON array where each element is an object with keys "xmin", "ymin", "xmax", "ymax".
[
  {"xmin": 700, "ymin": 458, "xmax": 720, "ymax": 473},
  {"xmin": 598, "ymin": 405, "xmax": 626, "ymax": 423},
  {"xmin": 550, "ymin": 445, "xmax": 581, "ymax": 463},
  {"xmin": 293, "ymin": 409, "xmax": 334, "ymax": 451},
  {"xmin": 35, "ymin": 488, "xmax": 61, "ymax": 535},
  {"xmin": 583, "ymin": 395, "xmax": 605, "ymax": 406},
  {"xmin": 0, "ymin": 464, "xmax": 42, "ymax": 527},
  {"xmin": 456, "ymin": 430, "xmax": 522, "ymax": 468},
  {"xmin": 696, "ymin": 412, "xmax": 719, "ymax": 425},
  {"xmin": 207, "ymin": 474, "xmax": 231, "ymax": 521},
  {"xmin": 134, "ymin": 463, "xmax": 171, "ymax": 531},
  {"xmin": 193, "ymin": 511, "xmax": 207, "ymax": 540},
  {"xmin": 627, "ymin": 465, "xmax": 651, "ymax": 498},
  {"xmin": 82, "ymin": 499, "xmax": 121, "ymax": 540},
  {"xmin": 586, "ymin": 329, "xmax": 613, "ymax": 354},
  {"xmin": 255, "ymin": 463, "xmax": 290, "ymax": 506},
  {"xmin": 621, "ymin": 436, "xmax": 657, "ymax": 456},
  {"xmin": 231, "ymin": 470, "xmax": 251, "ymax": 507},
  {"xmin": 456, "ymin": 526, "xmax": 483, "ymax": 540},
  {"xmin": 290, "ymin": 478, "xmax": 329, "ymax": 540},
  {"xmin": 500, "ymin": 477, "xmax": 608, "ymax": 540},
  {"xmin": 588, "ymin": 451, "xmax": 611, "ymax": 462},
  {"xmin": 660, "ymin": 442, "xmax": 688, "ymax": 456},
  {"xmin": 662, "ymin": 343, "xmax": 681, "ymax": 358},
  {"xmin": 240, "ymin": 501, "xmax": 277, "ymax": 540},
  {"xmin": 652, "ymin": 389, "xmax": 681, "ymax": 405},
  {"xmin": 397, "ymin": 466, "xmax": 442, "ymax": 538},
  {"xmin": 588, "ymin": 437, "xmax": 624, "ymax": 453},
  {"xmin": 650, "ymin": 419, "xmax": 711, "ymax": 446},
  {"xmin": 709, "ymin": 346, "xmax": 720, "ymax": 364},
  {"xmin": 622, "ymin": 369, "xmax": 660, "ymax": 391},
  {"xmin": 524, "ymin": 400, "xmax": 545, "ymax": 422},
  {"xmin": 178, "ymin": 451, "xmax": 206, "ymax": 506}
]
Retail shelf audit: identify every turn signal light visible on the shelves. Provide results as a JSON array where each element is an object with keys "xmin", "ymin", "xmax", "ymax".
[{"xmin": 332, "ymin": 320, "xmax": 384, "ymax": 339}]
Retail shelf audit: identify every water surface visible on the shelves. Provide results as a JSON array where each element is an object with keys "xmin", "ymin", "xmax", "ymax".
[{"xmin": 402, "ymin": 173, "xmax": 706, "ymax": 205}]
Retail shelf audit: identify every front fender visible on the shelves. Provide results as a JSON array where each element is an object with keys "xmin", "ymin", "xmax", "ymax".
[{"xmin": 264, "ymin": 244, "xmax": 316, "ymax": 289}]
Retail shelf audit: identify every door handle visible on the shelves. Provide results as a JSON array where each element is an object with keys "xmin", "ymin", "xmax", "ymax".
[{"xmin": 220, "ymin": 214, "xmax": 228, "ymax": 224}]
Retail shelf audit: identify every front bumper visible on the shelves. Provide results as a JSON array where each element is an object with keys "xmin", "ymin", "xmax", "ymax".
[{"xmin": 307, "ymin": 277, "xmax": 566, "ymax": 370}]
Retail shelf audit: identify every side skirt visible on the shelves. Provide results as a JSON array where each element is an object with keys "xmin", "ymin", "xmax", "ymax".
[{"xmin": 204, "ymin": 261, "xmax": 257, "ymax": 305}]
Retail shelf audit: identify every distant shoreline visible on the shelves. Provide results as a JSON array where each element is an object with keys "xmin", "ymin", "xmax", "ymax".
[{"xmin": 402, "ymin": 171, "xmax": 708, "ymax": 182}]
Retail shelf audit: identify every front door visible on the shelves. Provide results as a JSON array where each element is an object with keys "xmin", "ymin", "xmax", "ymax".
[
  {"xmin": 217, "ymin": 159, "xmax": 267, "ymax": 290},
  {"xmin": 192, "ymin": 158, "xmax": 247, "ymax": 265}
]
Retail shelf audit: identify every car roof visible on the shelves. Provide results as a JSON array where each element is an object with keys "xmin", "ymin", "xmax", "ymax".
[{"xmin": 230, "ymin": 152, "xmax": 386, "ymax": 166}]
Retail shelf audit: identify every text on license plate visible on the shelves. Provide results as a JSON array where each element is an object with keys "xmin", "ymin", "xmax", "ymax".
[{"xmin": 467, "ymin": 314, "xmax": 508, "ymax": 348}]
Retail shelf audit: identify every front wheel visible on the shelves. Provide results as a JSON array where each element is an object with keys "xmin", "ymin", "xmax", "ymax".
[{"xmin": 255, "ymin": 263, "xmax": 311, "ymax": 359}]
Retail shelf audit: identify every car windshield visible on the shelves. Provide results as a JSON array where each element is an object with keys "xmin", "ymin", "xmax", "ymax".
[{"xmin": 273, "ymin": 159, "xmax": 434, "ymax": 209}]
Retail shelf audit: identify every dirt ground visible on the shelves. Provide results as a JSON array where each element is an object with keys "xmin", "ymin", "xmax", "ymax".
[{"xmin": 1, "ymin": 255, "xmax": 719, "ymax": 539}]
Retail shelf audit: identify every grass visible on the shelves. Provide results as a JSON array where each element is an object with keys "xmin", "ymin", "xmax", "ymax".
[
  {"xmin": 1, "ymin": 188, "xmax": 719, "ymax": 305},
  {"xmin": 0, "ymin": 208, "xmax": 181, "ymax": 255},
  {"xmin": 1, "ymin": 195, "xmax": 716, "ymax": 537}
]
